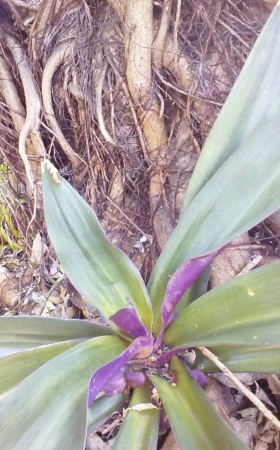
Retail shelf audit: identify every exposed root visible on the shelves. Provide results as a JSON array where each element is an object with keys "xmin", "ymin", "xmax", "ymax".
[
  {"xmin": 96, "ymin": 60, "xmax": 117, "ymax": 146},
  {"xmin": 125, "ymin": 0, "xmax": 173, "ymax": 249},
  {"xmin": 152, "ymin": 0, "xmax": 173, "ymax": 69},
  {"xmin": 41, "ymin": 39, "xmax": 82, "ymax": 167},
  {"xmin": 0, "ymin": 0, "xmax": 270, "ymax": 270},
  {"xmin": 0, "ymin": 53, "xmax": 25, "ymax": 133},
  {"xmin": 5, "ymin": 33, "xmax": 44, "ymax": 191}
]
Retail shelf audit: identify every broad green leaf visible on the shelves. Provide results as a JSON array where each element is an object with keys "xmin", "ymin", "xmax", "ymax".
[
  {"xmin": 88, "ymin": 393, "xmax": 125, "ymax": 434},
  {"xmin": 42, "ymin": 164, "xmax": 152, "ymax": 330},
  {"xmin": 194, "ymin": 345, "xmax": 280, "ymax": 374},
  {"xmin": 0, "ymin": 316, "xmax": 114, "ymax": 355},
  {"xmin": 0, "ymin": 336, "xmax": 127, "ymax": 450},
  {"xmin": 164, "ymin": 263, "xmax": 280, "ymax": 348},
  {"xmin": 0, "ymin": 340, "xmax": 83, "ymax": 396},
  {"xmin": 149, "ymin": 121, "xmax": 280, "ymax": 332},
  {"xmin": 149, "ymin": 5, "xmax": 280, "ymax": 334},
  {"xmin": 183, "ymin": 3, "xmax": 280, "ymax": 208},
  {"xmin": 150, "ymin": 357, "xmax": 249, "ymax": 450},
  {"xmin": 113, "ymin": 382, "xmax": 159, "ymax": 450},
  {"xmin": 181, "ymin": 4, "xmax": 280, "ymax": 309}
]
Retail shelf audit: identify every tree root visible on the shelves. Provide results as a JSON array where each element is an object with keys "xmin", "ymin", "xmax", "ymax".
[
  {"xmin": 41, "ymin": 40, "xmax": 82, "ymax": 168},
  {"xmin": 0, "ymin": 53, "xmax": 26, "ymax": 133},
  {"xmin": 152, "ymin": 0, "xmax": 173, "ymax": 69},
  {"xmin": 125, "ymin": 0, "xmax": 174, "ymax": 249},
  {"xmin": 4, "ymin": 34, "xmax": 44, "ymax": 192},
  {"xmin": 96, "ymin": 60, "xmax": 118, "ymax": 146}
]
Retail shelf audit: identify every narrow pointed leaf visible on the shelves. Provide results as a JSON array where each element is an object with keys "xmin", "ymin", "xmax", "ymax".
[
  {"xmin": 0, "ymin": 340, "xmax": 83, "ymax": 396},
  {"xmin": 42, "ymin": 163, "xmax": 152, "ymax": 330},
  {"xmin": 183, "ymin": 3, "xmax": 280, "ymax": 208},
  {"xmin": 149, "ymin": 121, "xmax": 280, "ymax": 333},
  {"xmin": 0, "ymin": 336, "xmax": 127, "ymax": 450},
  {"xmin": 149, "ymin": 6, "xmax": 280, "ymax": 334},
  {"xmin": 88, "ymin": 336, "xmax": 153, "ymax": 404},
  {"xmin": 164, "ymin": 263, "xmax": 280, "ymax": 348},
  {"xmin": 0, "ymin": 316, "xmax": 113, "ymax": 356},
  {"xmin": 87, "ymin": 393, "xmax": 125, "ymax": 434},
  {"xmin": 110, "ymin": 307, "xmax": 151, "ymax": 339},
  {"xmin": 150, "ymin": 357, "xmax": 249, "ymax": 450},
  {"xmin": 173, "ymin": 6, "xmax": 280, "ymax": 310},
  {"xmin": 160, "ymin": 248, "xmax": 223, "ymax": 332},
  {"xmin": 194, "ymin": 345, "xmax": 280, "ymax": 374},
  {"xmin": 113, "ymin": 382, "xmax": 159, "ymax": 450}
]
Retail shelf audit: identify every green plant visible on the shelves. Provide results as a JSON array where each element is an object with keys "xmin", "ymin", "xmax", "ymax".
[
  {"xmin": 1, "ymin": 5, "xmax": 280, "ymax": 449},
  {"xmin": 0, "ymin": 164, "xmax": 22, "ymax": 251}
]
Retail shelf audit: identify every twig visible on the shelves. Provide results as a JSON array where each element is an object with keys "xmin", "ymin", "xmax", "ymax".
[
  {"xmin": 95, "ymin": 60, "xmax": 117, "ymax": 146},
  {"xmin": 217, "ymin": 18, "xmax": 250, "ymax": 50},
  {"xmin": 198, "ymin": 346, "xmax": 280, "ymax": 431},
  {"xmin": 154, "ymin": 68, "xmax": 224, "ymax": 106},
  {"xmin": 236, "ymin": 255, "xmax": 263, "ymax": 277}
]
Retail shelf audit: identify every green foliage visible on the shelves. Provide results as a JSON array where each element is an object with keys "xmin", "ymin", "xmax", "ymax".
[
  {"xmin": 0, "ymin": 164, "xmax": 22, "ymax": 250},
  {"xmin": 1, "ymin": 5, "xmax": 280, "ymax": 450}
]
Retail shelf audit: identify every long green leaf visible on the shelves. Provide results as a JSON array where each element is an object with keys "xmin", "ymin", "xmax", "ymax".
[
  {"xmin": 149, "ymin": 120, "xmax": 280, "ymax": 332},
  {"xmin": 148, "ymin": 5, "xmax": 280, "ymax": 333},
  {"xmin": 0, "ymin": 340, "xmax": 83, "ymax": 396},
  {"xmin": 150, "ymin": 357, "xmax": 249, "ymax": 450},
  {"xmin": 163, "ymin": 263, "xmax": 280, "ymax": 348},
  {"xmin": 88, "ymin": 393, "xmax": 125, "ymax": 434},
  {"xmin": 0, "ymin": 316, "xmax": 113, "ymax": 355},
  {"xmin": 194, "ymin": 345, "xmax": 280, "ymax": 374},
  {"xmin": 113, "ymin": 382, "xmax": 159, "ymax": 450},
  {"xmin": 183, "ymin": 3, "xmax": 280, "ymax": 208},
  {"xmin": 0, "ymin": 336, "xmax": 127, "ymax": 450},
  {"xmin": 42, "ymin": 164, "xmax": 152, "ymax": 330}
]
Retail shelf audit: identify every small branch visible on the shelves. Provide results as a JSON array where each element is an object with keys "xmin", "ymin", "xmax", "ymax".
[
  {"xmin": 236, "ymin": 255, "xmax": 263, "ymax": 277},
  {"xmin": 198, "ymin": 346, "xmax": 280, "ymax": 431},
  {"xmin": 96, "ymin": 61, "xmax": 117, "ymax": 146}
]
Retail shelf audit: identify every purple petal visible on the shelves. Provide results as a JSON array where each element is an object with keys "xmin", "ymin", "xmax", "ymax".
[
  {"xmin": 125, "ymin": 370, "xmax": 146, "ymax": 388},
  {"xmin": 161, "ymin": 247, "xmax": 226, "ymax": 332},
  {"xmin": 189, "ymin": 369, "xmax": 208, "ymax": 386},
  {"xmin": 103, "ymin": 368, "xmax": 127, "ymax": 396},
  {"xmin": 88, "ymin": 336, "xmax": 154, "ymax": 405},
  {"xmin": 110, "ymin": 307, "xmax": 151, "ymax": 339},
  {"xmin": 88, "ymin": 358, "xmax": 125, "ymax": 405}
]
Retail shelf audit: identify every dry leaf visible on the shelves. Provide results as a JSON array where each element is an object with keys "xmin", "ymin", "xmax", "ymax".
[
  {"xmin": 124, "ymin": 403, "xmax": 158, "ymax": 416},
  {"xmin": 30, "ymin": 232, "xmax": 46, "ymax": 267},
  {"xmin": 86, "ymin": 433, "xmax": 115, "ymax": 450}
]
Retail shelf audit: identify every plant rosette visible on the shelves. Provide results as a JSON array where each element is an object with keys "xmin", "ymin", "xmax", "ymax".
[{"xmin": 1, "ymin": 4, "xmax": 280, "ymax": 450}]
